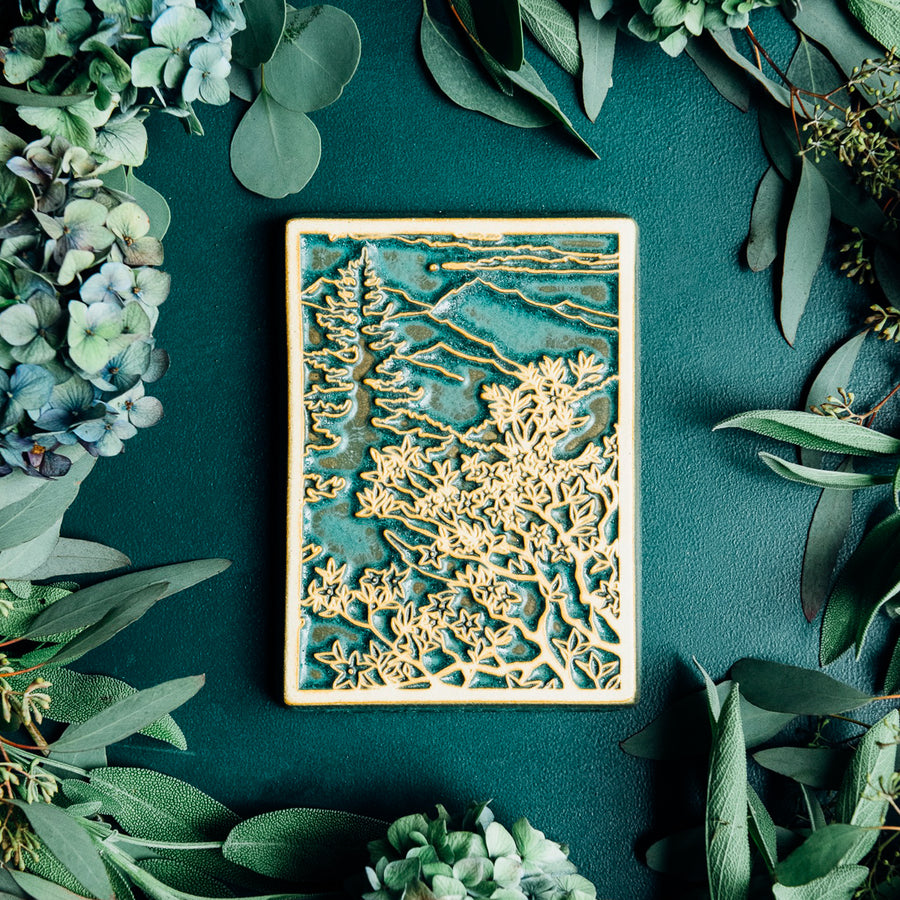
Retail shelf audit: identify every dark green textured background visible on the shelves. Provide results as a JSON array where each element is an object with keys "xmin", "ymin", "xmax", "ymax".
[{"xmin": 61, "ymin": 4, "xmax": 877, "ymax": 896}]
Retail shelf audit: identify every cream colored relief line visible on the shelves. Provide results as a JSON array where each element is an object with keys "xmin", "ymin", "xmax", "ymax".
[
  {"xmin": 436, "ymin": 252, "xmax": 619, "ymax": 268},
  {"xmin": 438, "ymin": 264, "xmax": 619, "ymax": 277}
]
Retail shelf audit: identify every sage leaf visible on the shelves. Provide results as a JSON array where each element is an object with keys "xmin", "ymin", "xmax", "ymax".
[
  {"xmin": 730, "ymin": 658, "xmax": 874, "ymax": 713},
  {"xmin": 772, "ymin": 866, "xmax": 868, "ymax": 899},
  {"xmin": 264, "ymin": 6, "xmax": 360, "ymax": 114},
  {"xmin": 752, "ymin": 747, "xmax": 852, "ymax": 789},
  {"xmin": 846, "ymin": 0, "xmax": 900, "ymax": 50},
  {"xmin": 11, "ymin": 801, "xmax": 112, "ymax": 900},
  {"xmin": 24, "ymin": 538, "xmax": 130, "ymax": 580},
  {"xmin": 758, "ymin": 452, "xmax": 891, "ymax": 489},
  {"xmin": 520, "ymin": 0, "xmax": 580, "ymax": 76},
  {"xmin": 746, "ymin": 166, "xmax": 784, "ymax": 272},
  {"xmin": 885, "ymin": 628, "xmax": 900, "ymax": 692},
  {"xmin": 230, "ymin": 92, "xmax": 320, "ymax": 198},
  {"xmin": 52, "ymin": 674, "xmax": 204, "ymax": 753},
  {"xmin": 644, "ymin": 828, "xmax": 706, "ymax": 879},
  {"xmin": 578, "ymin": 4, "xmax": 615, "ymax": 122},
  {"xmin": 420, "ymin": 2, "xmax": 551, "ymax": 128},
  {"xmin": 590, "ymin": 0, "xmax": 612, "ymax": 15},
  {"xmin": 620, "ymin": 680, "xmax": 793, "ymax": 759},
  {"xmin": 709, "ymin": 31, "xmax": 790, "ymax": 107},
  {"xmin": 746, "ymin": 785, "xmax": 776, "ymax": 873},
  {"xmin": 469, "ymin": 0, "xmax": 524, "ymax": 70},
  {"xmin": 232, "ymin": 0, "xmax": 286, "ymax": 68},
  {"xmin": 0, "ymin": 518, "xmax": 62, "ymax": 579},
  {"xmin": 801, "ymin": 784, "xmax": 827, "ymax": 832},
  {"xmin": 801, "ymin": 464, "xmax": 854, "ymax": 623},
  {"xmin": 781, "ymin": 156, "xmax": 830, "ymax": 345},
  {"xmin": 223, "ymin": 809, "xmax": 387, "ymax": 880},
  {"xmin": 21, "ymin": 558, "xmax": 229, "ymax": 639},
  {"xmin": 821, "ymin": 512, "xmax": 900, "ymax": 663},
  {"xmin": 705, "ymin": 684, "xmax": 750, "ymax": 900},
  {"xmin": 685, "ymin": 33, "xmax": 750, "ymax": 113},
  {"xmin": 714, "ymin": 409, "xmax": 900, "ymax": 456},
  {"xmin": 775, "ymin": 824, "xmax": 869, "ymax": 887},
  {"xmin": 90, "ymin": 767, "xmax": 238, "ymax": 841}
]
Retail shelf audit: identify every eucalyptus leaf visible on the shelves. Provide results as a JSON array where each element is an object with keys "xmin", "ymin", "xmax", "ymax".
[
  {"xmin": 520, "ymin": 0, "xmax": 580, "ymax": 76},
  {"xmin": 578, "ymin": 4, "xmax": 615, "ymax": 122},
  {"xmin": 685, "ymin": 32, "xmax": 750, "ymax": 113},
  {"xmin": 644, "ymin": 828, "xmax": 706, "ymax": 880},
  {"xmin": 758, "ymin": 452, "xmax": 891, "ymax": 489},
  {"xmin": 0, "ymin": 88, "xmax": 94, "ymax": 109},
  {"xmin": 223, "ymin": 808, "xmax": 387, "ymax": 881},
  {"xmin": 25, "ymin": 538, "xmax": 130, "ymax": 580},
  {"xmin": 821, "ymin": 512, "xmax": 900, "ymax": 664},
  {"xmin": 709, "ymin": 31, "xmax": 791, "ymax": 107},
  {"xmin": 753, "ymin": 746, "xmax": 852, "ymax": 789},
  {"xmin": 0, "ymin": 517, "xmax": 62, "ymax": 579},
  {"xmin": 801, "ymin": 784, "xmax": 827, "ymax": 832},
  {"xmin": 52, "ymin": 674, "xmax": 205, "ymax": 753},
  {"xmin": 775, "ymin": 824, "xmax": 869, "ymax": 887},
  {"xmin": 792, "ymin": 0, "xmax": 883, "ymax": 82},
  {"xmin": 125, "ymin": 172, "xmax": 171, "ymax": 241},
  {"xmin": 730, "ymin": 658, "xmax": 874, "ymax": 714},
  {"xmin": 230, "ymin": 92, "xmax": 321, "ymax": 198},
  {"xmin": 746, "ymin": 785, "xmax": 776, "ymax": 874},
  {"xmin": 786, "ymin": 35, "xmax": 847, "ymax": 101},
  {"xmin": 875, "ymin": 243, "xmax": 900, "ymax": 305},
  {"xmin": 781, "ymin": 156, "xmax": 831, "ymax": 346},
  {"xmin": 745, "ymin": 166, "xmax": 784, "ymax": 272},
  {"xmin": 714, "ymin": 409, "xmax": 900, "ymax": 456},
  {"xmin": 469, "ymin": 0, "xmax": 524, "ymax": 70},
  {"xmin": 227, "ymin": 64, "xmax": 259, "ymax": 103},
  {"xmin": 772, "ymin": 866, "xmax": 868, "ymax": 899},
  {"xmin": 232, "ymin": 0, "xmax": 286, "ymax": 68}
]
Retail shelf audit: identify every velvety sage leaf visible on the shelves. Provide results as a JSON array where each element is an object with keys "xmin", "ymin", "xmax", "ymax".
[
  {"xmin": 0, "ymin": 451, "xmax": 94, "ymax": 552},
  {"xmin": 758, "ymin": 452, "xmax": 890, "ymax": 489},
  {"xmin": 25, "ymin": 539, "xmax": 130, "ymax": 580},
  {"xmin": 696, "ymin": 657, "xmax": 721, "ymax": 723},
  {"xmin": 90, "ymin": 767, "xmax": 238, "ymax": 842},
  {"xmin": 775, "ymin": 824, "xmax": 869, "ymax": 887},
  {"xmin": 223, "ymin": 809, "xmax": 387, "ymax": 880},
  {"xmin": 520, "ymin": 0, "xmax": 580, "ymax": 75},
  {"xmin": 578, "ymin": 4, "xmax": 615, "ymax": 122},
  {"xmin": 8, "ymin": 871, "xmax": 91, "ymax": 900},
  {"xmin": 745, "ymin": 166, "xmax": 784, "ymax": 272},
  {"xmin": 644, "ymin": 828, "xmax": 706, "ymax": 880},
  {"xmin": 0, "ymin": 518, "xmax": 62, "ymax": 579},
  {"xmin": 230, "ymin": 92, "xmax": 320, "ymax": 198},
  {"xmin": 800, "ymin": 784, "xmax": 827, "ymax": 833},
  {"xmin": 470, "ymin": 0, "xmax": 524, "ymax": 70},
  {"xmin": 11, "ymin": 801, "xmax": 112, "ymax": 900},
  {"xmin": 137, "ymin": 859, "xmax": 233, "ymax": 899},
  {"xmin": 709, "ymin": 31, "xmax": 790, "ymax": 107},
  {"xmin": 834, "ymin": 709, "xmax": 899, "ymax": 863},
  {"xmin": 420, "ymin": 2, "xmax": 552, "ymax": 128},
  {"xmin": 0, "ymin": 88, "xmax": 93, "ymax": 109},
  {"xmin": 746, "ymin": 785, "xmax": 776, "ymax": 874},
  {"xmin": 821, "ymin": 512, "xmax": 900, "ymax": 663},
  {"xmin": 620, "ymin": 680, "xmax": 793, "ymax": 759},
  {"xmin": 52, "ymin": 674, "xmax": 204, "ymax": 753},
  {"xmin": 714, "ymin": 409, "xmax": 900, "ymax": 456},
  {"xmin": 38, "ymin": 667, "xmax": 186, "ymax": 749},
  {"xmin": 124, "ymin": 172, "xmax": 170, "ymax": 241},
  {"xmin": 232, "ymin": 0, "xmax": 286, "ymax": 68},
  {"xmin": 21, "ymin": 558, "xmax": 229, "ymax": 639},
  {"xmin": 801, "ymin": 464, "xmax": 854, "ymax": 623},
  {"xmin": 772, "ymin": 866, "xmax": 868, "ymax": 899},
  {"xmin": 753, "ymin": 747, "xmax": 852, "ymax": 789},
  {"xmin": 884, "ymin": 628, "xmax": 900, "ymax": 693},
  {"xmin": 875, "ymin": 243, "xmax": 900, "ymax": 305},
  {"xmin": 264, "ymin": 6, "xmax": 360, "ymax": 113},
  {"xmin": 685, "ymin": 32, "xmax": 750, "ymax": 113},
  {"xmin": 731, "ymin": 658, "xmax": 874, "ymax": 714},
  {"xmin": 846, "ymin": 0, "xmax": 900, "ymax": 50},
  {"xmin": 705, "ymin": 684, "xmax": 750, "ymax": 900},
  {"xmin": 781, "ymin": 156, "xmax": 831, "ymax": 345}
]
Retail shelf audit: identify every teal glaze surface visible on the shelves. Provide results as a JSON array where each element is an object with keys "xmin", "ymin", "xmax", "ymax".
[{"xmin": 60, "ymin": 4, "xmax": 871, "ymax": 897}]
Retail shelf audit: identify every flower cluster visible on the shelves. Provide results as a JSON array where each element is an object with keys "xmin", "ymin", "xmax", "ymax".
[{"xmin": 0, "ymin": 129, "xmax": 167, "ymax": 476}]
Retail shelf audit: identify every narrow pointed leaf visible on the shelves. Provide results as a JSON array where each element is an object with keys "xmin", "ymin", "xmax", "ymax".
[
  {"xmin": 746, "ymin": 785, "xmax": 776, "ymax": 873},
  {"xmin": 758, "ymin": 452, "xmax": 890, "ymax": 489},
  {"xmin": 24, "ymin": 539, "xmax": 130, "ymax": 580},
  {"xmin": 686, "ymin": 33, "xmax": 750, "ymax": 112},
  {"xmin": 0, "ymin": 88, "xmax": 93, "ymax": 108},
  {"xmin": 578, "ymin": 4, "xmax": 615, "ymax": 121},
  {"xmin": 753, "ymin": 746, "xmax": 852, "ymax": 789},
  {"xmin": 731, "ymin": 658, "xmax": 874, "ymax": 714},
  {"xmin": 709, "ymin": 31, "xmax": 791, "ymax": 107},
  {"xmin": 801, "ymin": 784, "xmax": 827, "ymax": 832},
  {"xmin": 883, "ymin": 628, "xmax": 900, "ymax": 692},
  {"xmin": 0, "ymin": 518, "xmax": 62, "ymax": 579},
  {"xmin": 232, "ymin": 0, "xmax": 286, "ymax": 68},
  {"xmin": 745, "ymin": 166, "xmax": 784, "ymax": 272}
]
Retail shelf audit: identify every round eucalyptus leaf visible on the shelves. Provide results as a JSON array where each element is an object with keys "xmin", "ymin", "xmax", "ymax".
[
  {"xmin": 230, "ymin": 92, "xmax": 320, "ymax": 198},
  {"xmin": 232, "ymin": 0, "xmax": 287, "ymax": 68},
  {"xmin": 264, "ymin": 5, "xmax": 361, "ymax": 113}
]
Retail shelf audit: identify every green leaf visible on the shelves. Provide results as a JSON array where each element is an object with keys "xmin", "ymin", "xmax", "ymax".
[
  {"xmin": 731, "ymin": 658, "xmax": 874, "ymax": 714},
  {"xmin": 786, "ymin": 35, "xmax": 847, "ymax": 100},
  {"xmin": 9, "ymin": 871, "xmax": 94, "ymax": 900},
  {"xmin": 0, "ymin": 167, "xmax": 34, "ymax": 229},
  {"xmin": 469, "ymin": 0, "xmax": 524, "ymax": 70},
  {"xmin": 232, "ymin": 0, "xmax": 287, "ymax": 68},
  {"xmin": 420, "ymin": 1, "xmax": 552, "ymax": 128},
  {"xmin": 223, "ymin": 808, "xmax": 387, "ymax": 881},
  {"xmin": 95, "ymin": 119, "xmax": 147, "ymax": 168},
  {"xmin": 793, "ymin": 0, "xmax": 883, "ymax": 82},
  {"xmin": 37, "ymin": 667, "xmax": 185, "ymax": 748},
  {"xmin": 705, "ymin": 684, "xmax": 751, "ymax": 900},
  {"xmin": 520, "ymin": 0, "xmax": 580, "ymax": 76},
  {"xmin": 709, "ymin": 31, "xmax": 790, "ymax": 107},
  {"xmin": 230, "ymin": 92, "xmax": 320, "ymax": 198},
  {"xmin": 52, "ymin": 674, "xmax": 204, "ymax": 753},
  {"xmin": 775, "ymin": 824, "xmax": 869, "ymax": 887},
  {"xmin": 753, "ymin": 747, "xmax": 852, "ymax": 789},
  {"xmin": 21, "ymin": 558, "xmax": 230, "ymax": 639},
  {"xmin": 821, "ymin": 512, "xmax": 900, "ymax": 663},
  {"xmin": 578, "ymin": 3, "xmax": 615, "ymax": 122},
  {"xmin": 846, "ymin": 0, "xmax": 900, "ymax": 49},
  {"xmin": 12, "ymin": 801, "xmax": 112, "ymax": 900},
  {"xmin": 746, "ymin": 785, "xmax": 776, "ymax": 874},
  {"xmin": 772, "ymin": 866, "xmax": 868, "ymax": 899},
  {"xmin": 644, "ymin": 828, "xmax": 706, "ymax": 880},
  {"xmin": 801, "ymin": 784, "xmax": 827, "ymax": 832},
  {"xmin": 875, "ymin": 243, "xmax": 900, "ymax": 305},
  {"xmin": 0, "ymin": 450, "xmax": 94, "ymax": 552},
  {"xmin": 0, "ymin": 518, "xmax": 62, "ymax": 580},
  {"xmin": 90, "ymin": 767, "xmax": 238, "ymax": 842},
  {"xmin": 745, "ymin": 166, "xmax": 784, "ymax": 272},
  {"xmin": 758, "ymin": 452, "xmax": 891, "ymax": 489},
  {"xmin": 714, "ymin": 409, "xmax": 900, "ymax": 456},
  {"xmin": 0, "ymin": 88, "xmax": 94, "ymax": 109},
  {"xmin": 884, "ymin": 628, "xmax": 900, "ymax": 692},
  {"xmin": 620, "ymin": 679, "xmax": 793, "ymax": 759},
  {"xmin": 685, "ymin": 32, "xmax": 750, "ymax": 113},
  {"xmin": 24, "ymin": 539, "xmax": 130, "ymax": 580},
  {"xmin": 264, "ymin": 6, "xmax": 360, "ymax": 114},
  {"xmin": 781, "ymin": 156, "xmax": 831, "ymax": 345}
]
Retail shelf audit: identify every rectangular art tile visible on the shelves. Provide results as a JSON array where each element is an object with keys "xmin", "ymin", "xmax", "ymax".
[{"xmin": 285, "ymin": 219, "xmax": 637, "ymax": 705}]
